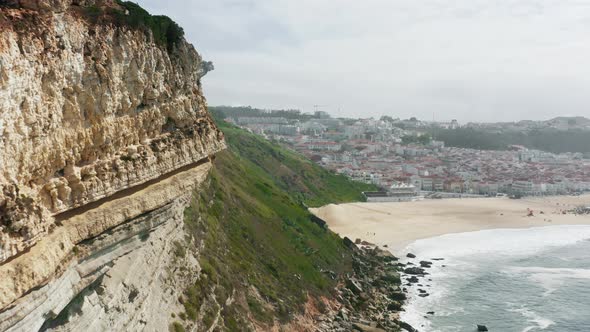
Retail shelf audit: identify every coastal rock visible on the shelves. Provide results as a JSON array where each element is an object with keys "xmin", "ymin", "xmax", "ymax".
[
  {"xmin": 477, "ymin": 324, "xmax": 489, "ymax": 331},
  {"xmin": 404, "ymin": 267, "xmax": 427, "ymax": 275},
  {"xmin": 420, "ymin": 260, "xmax": 433, "ymax": 268},
  {"xmin": 406, "ymin": 253, "xmax": 416, "ymax": 258},
  {"xmin": 338, "ymin": 309, "xmax": 350, "ymax": 321},
  {"xmin": 352, "ymin": 322, "xmax": 386, "ymax": 332},
  {"xmin": 381, "ymin": 271, "xmax": 401, "ymax": 283},
  {"xmin": 344, "ymin": 237, "xmax": 356, "ymax": 249},
  {"xmin": 387, "ymin": 301, "xmax": 403, "ymax": 311},
  {"xmin": 322, "ymin": 243, "xmax": 417, "ymax": 331},
  {"xmin": 0, "ymin": 1, "xmax": 226, "ymax": 266},
  {"xmin": 373, "ymin": 247, "xmax": 398, "ymax": 262},
  {"xmin": 389, "ymin": 291, "xmax": 407, "ymax": 301},
  {"xmin": 0, "ymin": 0, "xmax": 226, "ymax": 328},
  {"xmin": 347, "ymin": 278, "xmax": 364, "ymax": 294},
  {"xmin": 395, "ymin": 319, "xmax": 418, "ymax": 332}
]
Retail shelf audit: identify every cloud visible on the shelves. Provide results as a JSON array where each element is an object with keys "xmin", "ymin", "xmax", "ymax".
[{"xmin": 137, "ymin": 0, "xmax": 590, "ymax": 122}]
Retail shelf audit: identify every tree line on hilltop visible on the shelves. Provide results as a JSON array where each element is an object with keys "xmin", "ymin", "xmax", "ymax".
[{"xmin": 430, "ymin": 128, "xmax": 590, "ymax": 154}]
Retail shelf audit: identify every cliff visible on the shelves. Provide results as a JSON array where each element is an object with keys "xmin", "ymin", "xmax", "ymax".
[
  {"xmin": 0, "ymin": 2, "xmax": 410, "ymax": 332},
  {"xmin": 0, "ymin": 0, "xmax": 225, "ymax": 330},
  {"xmin": 0, "ymin": 0, "xmax": 224, "ymax": 264}
]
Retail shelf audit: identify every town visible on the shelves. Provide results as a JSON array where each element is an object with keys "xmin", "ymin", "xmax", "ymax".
[{"xmin": 214, "ymin": 107, "xmax": 590, "ymax": 200}]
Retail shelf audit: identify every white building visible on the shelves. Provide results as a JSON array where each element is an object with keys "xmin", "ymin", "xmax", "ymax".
[
  {"xmin": 306, "ymin": 142, "xmax": 342, "ymax": 152},
  {"xmin": 512, "ymin": 180, "xmax": 533, "ymax": 194}
]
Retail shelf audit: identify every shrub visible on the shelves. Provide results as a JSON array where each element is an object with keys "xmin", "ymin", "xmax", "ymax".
[
  {"xmin": 82, "ymin": 5, "xmax": 102, "ymax": 23},
  {"xmin": 170, "ymin": 322, "xmax": 185, "ymax": 332},
  {"xmin": 173, "ymin": 241, "xmax": 186, "ymax": 258},
  {"xmin": 114, "ymin": 1, "xmax": 184, "ymax": 53},
  {"xmin": 184, "ymin": 305, "xmax": 197, "ymax": 321}
]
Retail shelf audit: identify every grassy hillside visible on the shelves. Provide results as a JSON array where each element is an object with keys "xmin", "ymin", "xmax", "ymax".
[
  {"xmin": 219, "ymin": 121, "xmax": 377, "ymax": 206},
  {"xmin": 175, "ymin": 120, "xmax": 377, "ymax": 331}
]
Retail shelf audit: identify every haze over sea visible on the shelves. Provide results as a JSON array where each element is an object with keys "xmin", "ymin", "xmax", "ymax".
[{"xmin": 401, "ymin": 225, "xmax": 590, "ymax": 332}]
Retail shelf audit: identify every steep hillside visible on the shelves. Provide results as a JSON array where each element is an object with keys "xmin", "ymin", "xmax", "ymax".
[
  {"xmin": 172, "ymin": 120, "xmax": 379, "ymax": 330},
  {"xmin": 218, "ymin": 120, "xmax": 377, "ymax": 206}
]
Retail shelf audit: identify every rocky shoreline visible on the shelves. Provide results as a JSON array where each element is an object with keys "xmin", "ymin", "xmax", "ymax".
[
  {"xmin": 311, "ymin": 234, "xmax": 457, "ymax": 332},
  {"xmin": 313, "ymin": 237, "xmax": 418, "ymax": 332}
]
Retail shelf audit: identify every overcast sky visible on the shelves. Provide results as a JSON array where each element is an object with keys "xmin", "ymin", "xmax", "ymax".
[{"xmin": 138, "ymin": 0, "xmax": 590, "ymax": 122}]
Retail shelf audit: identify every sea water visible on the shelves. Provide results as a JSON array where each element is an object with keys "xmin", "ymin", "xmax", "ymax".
[{"xmin": 399, "ymin": 225, "xmax": 590, "ymax": 332}]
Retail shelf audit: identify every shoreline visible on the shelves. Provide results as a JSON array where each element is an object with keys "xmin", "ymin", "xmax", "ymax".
[
  {"xmin": 310, "ymin": 195, "xmax": 590, "ymax": 255},
  {"xmin": 312, "ymin": 195, "xmax": 590, "ymax": 331},
  {"xmin": 395, "ymin": 224, "xmax": 590, "ymax": 332}
]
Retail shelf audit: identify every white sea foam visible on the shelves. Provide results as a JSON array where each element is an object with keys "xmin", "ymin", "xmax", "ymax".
[
  {"xmin": 403, "ymin": 225, "xmax": 590, "ymax": 259},
  {"xmin": 399, "ymin": 225, "xmax": 590, "ymax": 331},
  {"xmin": 400, "ymin": 260, "xmax": 472, "ymax": 332},
  {"xmin": 505, "ymin": 266, "xmax": 590, "ymax": 296},
  {"xmin": 508, "ymin": 305, "xmax": 555, "ymax": 332}
]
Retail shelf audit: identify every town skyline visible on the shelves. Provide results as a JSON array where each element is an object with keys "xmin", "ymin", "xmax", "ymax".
[
  {"xmin": 213, "ymin": 105, "xmax": 590, "ymax": 124},
  {"xmin": 213, "ymin": 106, "xmax": 590, "ymax": 198}
]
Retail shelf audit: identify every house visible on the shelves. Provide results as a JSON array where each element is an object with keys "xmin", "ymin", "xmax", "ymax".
[
  {"xmin": 421, "ymin": 177, "xmax": 434, "ymax": 191},
  {"xmin": 444, "ymin": 179, "xmax": 464, "ymax": 193},
  {"xmin": 512, "ymin": 180, "xmax": 533, "ymax": 195},
  {"xmin": 306, "ymin": 142, "xmax": 342, "ymax": 152},
  {"xmin": 433, "ymin": 178, "xmax": 444, "ymax": 191}
]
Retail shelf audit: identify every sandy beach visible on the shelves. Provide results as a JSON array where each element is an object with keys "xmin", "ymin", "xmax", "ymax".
[{"xmin": 310, "ymin": 195, "xmax": 590, "ymax": 254}]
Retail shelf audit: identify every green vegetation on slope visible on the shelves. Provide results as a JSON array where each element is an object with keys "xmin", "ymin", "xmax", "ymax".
[
  {"xmin": 77, "ymin": 1, "xmax": 184, "ymax": 53},
  {"xmin": 218, "ymin": 121, "xmax": 377, "ymax": 206},
  {"xmin": 177, "ymin": 120, "xmax": 377, "ymax": 330},
  {"xmin": 401, "ymin": 133, "xmax": 432, "ymax": 145},
  {"xmin": 432, "ymin": 128, "xmax": 590, "ymax": 153},
  {"xmin": 114, "ymin": 1, "xmax": 184, "ymax": 52}
]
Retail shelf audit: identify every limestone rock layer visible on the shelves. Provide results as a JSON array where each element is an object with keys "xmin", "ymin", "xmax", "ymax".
[
  {"xmin": 0, "ymin": 0, "xmax": 225, "ymax": 264},
  {"xmin": 0, "ymin": 161, "xmax": 212, "ymax": 331}
]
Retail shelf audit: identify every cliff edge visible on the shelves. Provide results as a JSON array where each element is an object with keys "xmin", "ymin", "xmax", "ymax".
[
  {"xmin": 0, "ymin": 1, "xmax": 225, "ymax": 330},
  {"xmin": 0, "ymin": 0, "xmax": 224, "ymax": 263}
]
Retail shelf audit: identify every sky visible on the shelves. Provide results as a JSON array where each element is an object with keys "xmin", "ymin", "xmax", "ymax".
[{"xmin": 138, "ymin": 0, "xmax": 590, "ymax": 122}]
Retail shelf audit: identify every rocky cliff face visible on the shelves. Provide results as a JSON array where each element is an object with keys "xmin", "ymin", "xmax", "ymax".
[{"xmin": 0, "ymin": 1, "xmax": 225, "ymax": 330}]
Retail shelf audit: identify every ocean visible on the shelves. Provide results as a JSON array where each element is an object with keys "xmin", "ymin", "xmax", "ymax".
[{"xmin": 400, "ymin": 225, "xmax": 590, "ymax": 332}]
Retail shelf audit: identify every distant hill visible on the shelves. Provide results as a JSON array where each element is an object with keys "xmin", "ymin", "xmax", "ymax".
[
  {"xmin": 432, "ymin": 127, "xmax": 590, "ymax": 154},
  {"xmin": 547, "ymin": 116, "xmax": 590, "ymax": 124},
  {"xmin": 544, "ymin": 116, "xmax": 590, "ymax": 129},
  {"xmin": 210, "ymin": 105, "xmax": 314, "ymax": 121}
]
